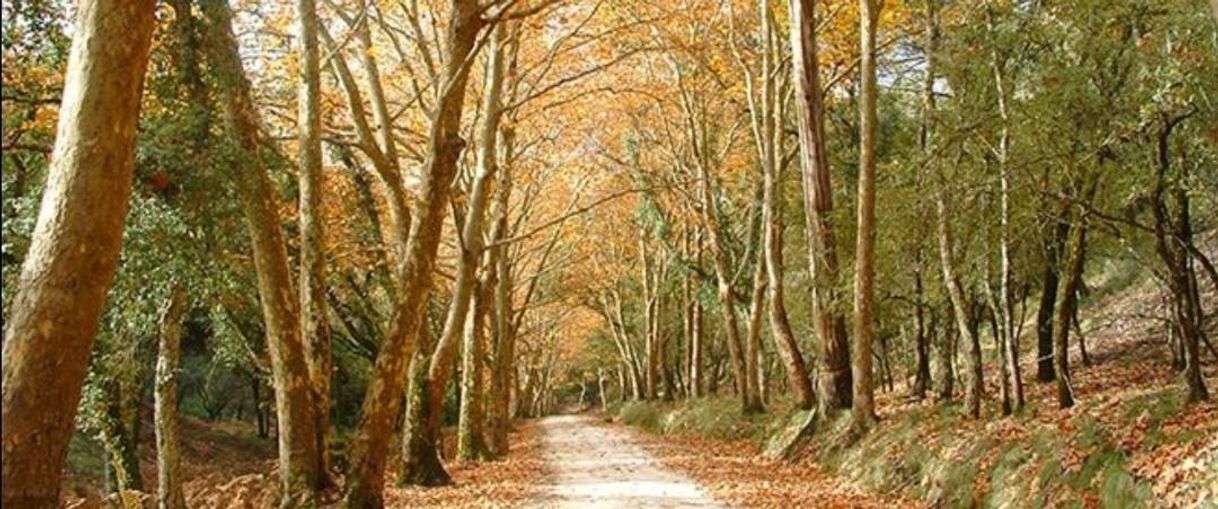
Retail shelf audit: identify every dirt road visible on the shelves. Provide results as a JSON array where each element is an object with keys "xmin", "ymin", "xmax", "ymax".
[{"xmin": 529, "ymin": 415, "xmax": 726, "ymax": 508}]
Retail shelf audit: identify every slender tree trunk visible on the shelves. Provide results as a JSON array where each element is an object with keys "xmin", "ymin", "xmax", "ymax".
[
  {"xmin": 701, "ymin": 162, "xmax": 751, "ymax": 410},
  {"xmin": 912, "ymin": 255, "xmax": 931, "ymax": 399},
  {"xmin": 598, "ymin": 369, "xmax": 610, "ymax": 412},
  {"xmin": 762, "ymin": 98, "xmax": 815, "ymax": 410},
  {"xmin": 1175, "ymin": 176, "xmax": 1208, "ymax": 404},
  {"xmin": 487, "ymin": 121, "xmax": 517, "ymax": 456},
  {"xmin": 404, "ymin": 14, "xmax": 505, "ymax": 485},
  {"xmin": 936, "ymin": 306, "xmax": 955, "ymax": 402},
  {"xmin": 345, "ymin": 2, "xmax": 484, "ymax": 505},
  {"xmin": 1150, "ymin": 119, "xmax": 1208, "ymax": 403},
  {"xmin": 989, "ymin": 6, "xmax": 1023, "ymax": 411},
  {"xmin": 852, "ymin": 0, "xmax": 882, "ymax": 432},
  {"xmin": 1052, "ymin": 169, "xmax": 1098, "ymax": 409},
  {"xmin": 744, "ymin": 242, "xmax": 767, "ymax": 413},
  {"xmin": 789, "ymin": 0, "xmax": 852, "ymax": 411},
  {"xmin": 202, "ymin": 2, "xmax": 323, "ymax": 503},
  {"xmin": 155, "ymin": 285, "xmax": 189, "ymax": 509},
  {"xmin": 0, "ymin": 2, "xmax": 156, "ymax": 506},
  {"xmin": 911, "ymin": 0, "xmax": 938, "ymax": 403},
  {"xmin": 295, "ymin": 0, "xmax": 334, "ymax": 489},
  {"xmin": 690, "ymin": 232, "xmax": 705, "ymax": 398},
  {"xmin": 1053, "ymin": 213, "xmax": 1084, "ymax": 409},
  {"xmin": 640, "ymin": 233, "xmax": 662, "ymax": 400},
  {"xmin": 1037, "ymin": 195, "xmax": 1070, "ymax": 383},
  {"xmin": 101, "ymin": 381, "xmax": 143, "ymax": 497},
  {"xmin": 933, "ymin": 168, "xmax": 983, "ymax": 419}
]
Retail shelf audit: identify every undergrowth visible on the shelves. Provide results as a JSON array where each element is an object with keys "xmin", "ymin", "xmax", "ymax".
[{"xmin": 616, "ymin": 396, "xmax": 1159, "ymax": 508}]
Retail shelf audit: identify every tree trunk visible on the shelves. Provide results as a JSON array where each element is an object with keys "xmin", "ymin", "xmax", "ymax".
[
  {"xmin": 789, "ymin": 0, "xmax": 852, "ymax": 412},
  {"xmin": 852, "ymin": 0, "xmax": 882, "ymax": 432},
  {"xmin": 912, "ymin": 253, "xmax": 931, "ymax": 399},
  {"xmin": 932, "ymin": 164, "xmax": 984, "ymax": 419},
  {"xmin": 487, "ymin": 121, "xmax": 517, "ymax": 456},
  {"xmin": 988, "ymin": 7, "xmax": 1023, "ymax": 412},
  {"xmin": 1036, "ymin": 198, "xmax": 1070, "ymax": 383},
  {"xmin": 201, "ymin": 1, "xmax": 324, "ymax": 503},
  {"xmin": 936, "ymin": 307, "xmax": 955, "ymax": 402},
  {"xmin": 0, "ymin": 2, "xmax": 156, "ymax": 506},
  {"xmin": 640, "ymin": 232, "xmax": 662, "ymax": 401},
  {"xmin": 1150, "ymin": 118, "xmax": 1208, "ymax": 403},
  {"xmin": 101, "ymin": 381, "xmax": 143, "ymax": 497},
  {"xmin": 403, "ymin": 12, "xmax": 505, "ymax": 486},
  {"xmin": 457, "ymin": 278, "xmax": 493, "ymax": 461},
  {"xmin": 1053, "ymin": 213, "xmax": 1084, "ymax": 409},
  {"xmin": 295, "ymin": 0, "xmax": 334, "ymax": 490},
  {"xmin": 155, "ymin": 285, "xmax": 189, "ymax": 509},
  {"xmin": 344, "ymin": 1, "xmax": 484, "ymax": 505},
  {"xmin": 911, "ymin": 0, "xmax": 937, "ymax": 403},
  {"xmin": 689, "ymin": 232, "xmax": 706, "ymax": 398},
  {"xmin": 400, "ymin": 324, "xmax": 447, "ymax": 487},
  {"xmin": 744, "ymin": 242, "xmax": 767, "ymax": 413},
  {"xmin": 762, "ymin": 103, "xmax": 815, "ymax": 410},
  {"xmin": 457, "ymin": 21, "xmax": 509, "ymax": 463}
]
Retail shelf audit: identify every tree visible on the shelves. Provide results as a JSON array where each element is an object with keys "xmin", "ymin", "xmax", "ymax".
[
  {"xmin": 1, "ymin": 1, "xmax": 157, "ymax": 506},
  {"xmin": 344, "ymin": 0, "xmax": 486, "ymax": 504},
  {"xmin": 295, "ymin": 0, "xmax": 334, "ymax": 490},
  {"xmin": 457, "ymin": 20, "xmax": 512, "ymax": 462},
  {"xmin": 754, "ymin": 0, "xmax": 814, "ymax": 411},
  {"xmin": 788, "ymin": 0, "xmax": 852, "ymax": 412},
  {"xmin": 155, "ymin": 285, "xmax": 189, "ymax": 509},
  {"xmin": 852, "ymin": 0, "xmax": 882, "ymax": 432},
  {"xmin": 200, "ymin": 0, "xmax": 325, "ymax": 503}
]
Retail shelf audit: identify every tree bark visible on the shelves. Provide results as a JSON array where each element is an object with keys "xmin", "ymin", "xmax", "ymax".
[
  {"xmin": 761, "ymin": 83, "xmax": 815, "ymax": 410},
  {"xmin": 1053, "ymin": 215, "xmax": 1083, "ymax": 408},
  {"xmin": 457, "ymin": 277, "xmax": 494, "ymax": 461},
  {"xmin": 456, "ymin": 20, "xmax": 509, "ymax": 463},
  {"xmin": 934, "ymin": 310, "xmax": 955, "ymax": 402},
  {"xmin": 1036, "ymin": 201, "xmax": 1069, "ymax": 383},
  {"xmin": 689, "ymin": 232, "xmax": 706, "ymax": 398},
  {"xmin": 744, "ymin": 238, "xmax": 767, "ymax": 413},
  {"xmin": 912, "ymin": 252, "xmax": 931, "ymax": 399},
  {"xmin": 399, "ymin": 323, "xmax": 447, "ymax": 486},
  {"xmin": 988, "ymin": 5, "xmax": 1024, "ymax": 412},
  {"xmin": 344, "ymin": 1, "xmax": 484, "ymax": 505},
  {"xmin": 155, "ymin": 285, "xmax": 189, "ymax": 509},
  {"xmin": 486, "ymin": 116, "xmax": 518, "ymax": 456},
  {"xmin": 1150, "ymin": 117, "xmax": 1208, "ymax": 403},
  {"xmin": 789, "ymin": 0, "xmax": 852, "ymax": 411},
  {"xmin": 852, "ymin": 0, "xmax": 882, "ymax": 432},
  {"xmin": 0, "ymin": 2, "xmax": 156, "ymax": 506},
  {"xmin": 202, "ymin": 1, "xmax": 324, "ymax": 503},
  {"xmin": 933, "ymin": 168, "xmax": 984, "ymax": 419},
  {"xmin": 295, "ymin": 0, "xmax": 334, "ymax": 490},
  {"xmin": 911, "ymin": 0, "xmax": 937, "ymax": 403}
]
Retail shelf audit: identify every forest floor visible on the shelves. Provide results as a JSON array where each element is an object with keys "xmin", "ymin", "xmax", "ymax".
[
  {"xmin": 63, "ymin": 419, "xmax": 550, "ymax": 508},
  {"xmin": 618, "ymin": 419, "xmax": 919, "ymax": 508}
]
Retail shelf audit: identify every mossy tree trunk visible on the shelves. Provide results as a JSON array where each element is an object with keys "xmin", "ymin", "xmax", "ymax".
[{"xmin": 155, "ymin": 285, "xmax": 188, "ymax": 509}]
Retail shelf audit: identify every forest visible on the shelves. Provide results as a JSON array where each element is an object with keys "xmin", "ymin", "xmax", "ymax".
[{"xmin": 1, "ymin": 0, "xmax": 1216, "ymax": 507}]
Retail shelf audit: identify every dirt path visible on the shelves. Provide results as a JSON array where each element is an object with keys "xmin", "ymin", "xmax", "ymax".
[{"xmin": 529, "ymin": 415, "xmax": 726, "ymax": 508}]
